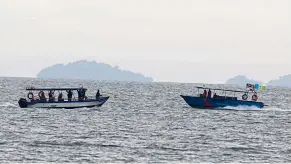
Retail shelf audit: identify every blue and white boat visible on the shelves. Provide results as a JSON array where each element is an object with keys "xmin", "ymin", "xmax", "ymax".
[
  {"xmin": 180, "ymin": 86, "xmax": 265, "ymax": 109},
  {"xmin": 18, "ymin": 86, "xmax": 109, "ymax": 109}
]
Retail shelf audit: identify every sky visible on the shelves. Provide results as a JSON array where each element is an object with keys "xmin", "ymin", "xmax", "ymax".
[{"xmin": 0, "ymin": 0, "xmax": 290, "ymax": 83}]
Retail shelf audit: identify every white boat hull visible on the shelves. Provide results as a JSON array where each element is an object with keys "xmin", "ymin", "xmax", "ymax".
[{"xmin": 19, "ymin": 97, "xmax": 109, "ymax": 109}]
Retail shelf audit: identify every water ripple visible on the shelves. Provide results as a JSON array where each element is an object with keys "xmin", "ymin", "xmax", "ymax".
[{"xmin": 0, "ymin": 77, "xmax": 290, "ymax": 162}]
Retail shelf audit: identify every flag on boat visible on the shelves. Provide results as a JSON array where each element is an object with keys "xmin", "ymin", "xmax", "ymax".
[
  {"xmin": 255, "ymin": 84, "xmax": 266, "ymax": 90},
  {"xmin": 246, "ymin": 83, "xmax": 254, "ymax": 91},
  {"xmin": 260, "ymin": 85, "xmax": 266, "ymax": 90},
  {"xmin": 247, "ymin": 83, "xmax": 266, "ymax": 91}
]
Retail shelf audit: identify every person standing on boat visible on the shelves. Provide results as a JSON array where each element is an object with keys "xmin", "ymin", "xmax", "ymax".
[
  {"xmin": 83, "ymin": 89, "xmax": 87, "ymax": 100},
  {"xmin": 67, "ymin": 90, "xmax": 73, "ymax": 101},
  {"xmin": 202, "ymin": 89, "xmax": 207, "ymax": 98},
  {"xmin": 77, "ymin": 89, "xmax": 81, "ymax": 100},
  {"xmin": 96, "ymin": 90, "xmax": 101, "ymax": 99},
  {"xmin": 207, "ymin": 89, "xmax": 212, "ymax": 98},
  {"xmin": 77, "ymin": 89, "xmax": 86, "ymax": 100},
  {"xmin": 81, "ymin": 89, "xmax": 86, "ymax": 100},
  {"xmin": 58, "ymin": 92, "xmax": 64, "ymax": 102},
  {"xmin": 48, "ymin": 90, "xmax": 55, "ymax": 102}
]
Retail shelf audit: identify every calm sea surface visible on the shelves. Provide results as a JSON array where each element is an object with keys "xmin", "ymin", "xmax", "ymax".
[{"xmin": 0, "ymin": 77, "xmax": 290, "ymax": 163}]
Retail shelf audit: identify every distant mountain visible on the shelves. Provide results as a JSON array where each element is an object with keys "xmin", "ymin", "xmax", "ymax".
[
  {"xmin": 225, "ymin": 75, "xmax": 263, "ymax": 86},
  {"xmin": 37, "ymin": 60, "xmax": 153, "ymax": 82},
  {"xmin": 267, "ymin": 75, "xmax": 291, "ymax": 88},
  {"xmin": 226, "ymin": 74, "xmax": 291, "ymax": 88}
]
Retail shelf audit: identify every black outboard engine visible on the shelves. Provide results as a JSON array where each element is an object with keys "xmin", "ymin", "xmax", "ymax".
[{"xmin": 18, "ymin": 98, "xmax": 28, "ymax": 108}]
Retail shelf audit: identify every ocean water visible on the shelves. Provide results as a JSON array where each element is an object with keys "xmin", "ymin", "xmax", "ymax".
[{"xmin": 0, "ymin": 77, "xmax": 290, "ymax": 163}]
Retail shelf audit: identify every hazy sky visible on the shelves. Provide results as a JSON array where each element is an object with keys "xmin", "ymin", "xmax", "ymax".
[{"xmin": 0, "ymin": 0, "xmax": 290, "ymax": 83}]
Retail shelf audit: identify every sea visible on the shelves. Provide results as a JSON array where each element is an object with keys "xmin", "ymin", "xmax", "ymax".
[{"xmin": 0, "ymin": 77, "xmax": 290, "ymax": 163}]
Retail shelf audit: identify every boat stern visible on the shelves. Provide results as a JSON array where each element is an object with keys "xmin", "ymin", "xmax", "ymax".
[{"xmin": 18, "ymin": 98, "xmax": 28, "ymax": 108}]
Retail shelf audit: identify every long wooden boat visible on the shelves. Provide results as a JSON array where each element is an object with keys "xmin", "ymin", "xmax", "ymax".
[{"xmin": 18, "ymin": 86, "xmax": 109, "ymax": 109}]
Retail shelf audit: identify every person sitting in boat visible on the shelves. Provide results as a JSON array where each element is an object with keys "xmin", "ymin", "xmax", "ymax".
[
  {"xmin": 58, "ymin": 92, "xmax": 64, "ymax": 102},
  {"xmin": 213, "ymin": 93, "xmax": 217, "ymax": 99},
  {"xmin": 96, "ymin": 90, "xmax": 101, "ymax": 99},
  {"xmin": 207, "ymin": 89, "xmax": 212, "ymax": 98},
  {"xmin": 39, "ymin": 91, "xmax": 46, "ymax": 101},
  {"xmin": 67, "ymin": 90, "xmax": 73, "ymax": 101}
]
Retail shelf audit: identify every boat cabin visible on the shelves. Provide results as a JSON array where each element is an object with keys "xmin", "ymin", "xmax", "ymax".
[{"xmin": 196, "ymin": 87, "xmax": 259, "ymax": 101}]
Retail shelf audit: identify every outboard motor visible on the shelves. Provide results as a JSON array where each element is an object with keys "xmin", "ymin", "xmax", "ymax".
[{"xmin": 18, "ymin": 98, "xmax": 28, "ymax": 108}]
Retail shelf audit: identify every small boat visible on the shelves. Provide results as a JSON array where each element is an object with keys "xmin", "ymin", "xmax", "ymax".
[
  {"xmin": 180, "ymin": 86, "xmax": 265, "ymax": 109},
  {"xmin": 18, "ymin": 86, "xmax": 109, "ymax": 109}
]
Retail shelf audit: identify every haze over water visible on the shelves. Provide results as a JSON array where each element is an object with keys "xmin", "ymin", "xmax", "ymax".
[
  {"xmin": 0, "ymin": 77, "xmax": 290, "ymax": 163},
  {"xmin": 1, "ymin": 0, "xmax": 290, "ymax": 83}
]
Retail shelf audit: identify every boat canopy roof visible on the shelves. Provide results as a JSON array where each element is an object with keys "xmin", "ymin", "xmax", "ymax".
[
  {"xmin": 196, "ymin": 86, "xmax": 250, "ymax": 93},
  {"xmin": 26, "ymin": 87, "xmax": 87, "ymax": 91}
]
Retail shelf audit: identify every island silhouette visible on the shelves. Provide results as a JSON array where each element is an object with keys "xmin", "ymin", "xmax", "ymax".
[
  {"xmin": 226, "ymin": 75, "xmax": 291, "ymax": 88},
  {"xmin": 37, "ymin": 60, "xmax": 153, "ymax": 82},
  {"xmin": 226, "ymin": 75, "xmax": 263, "ymax": 86}
]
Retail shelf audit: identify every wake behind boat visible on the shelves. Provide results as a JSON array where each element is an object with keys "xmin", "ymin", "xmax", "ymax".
[
  {"xmin": 18, "ymin": 86, "xmax": 109, "ymax": 109},
  {"xmin": 181, "ymin": 84, "xmax": 266, "ymax": 109}
]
